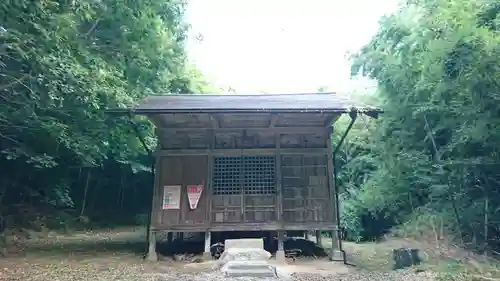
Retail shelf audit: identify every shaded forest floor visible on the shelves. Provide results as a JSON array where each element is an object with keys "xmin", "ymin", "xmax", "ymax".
[
  {"xmin": 329, "ymin": 237, "xmax": 499, "ymax": 280},
  {"xmin": 0, "ymin": 227, "xmax": 157, "ymax": 281},
  {"xmin": 0, "ymin": 227, "xmax": 498, "ymax": 281},
  {"xmin": 0, "ymin": 227, "xmax": 204, "ymax": 281}
]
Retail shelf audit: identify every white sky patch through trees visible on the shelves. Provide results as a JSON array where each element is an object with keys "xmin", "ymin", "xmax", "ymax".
[{"xmin": 186, "ymin": 0, "xmax": 398, "ymax": 95}]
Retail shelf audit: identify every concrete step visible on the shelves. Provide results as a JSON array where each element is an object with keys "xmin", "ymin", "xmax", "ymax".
[{"xmin": 221, "ymin": 260, "xmax": 277, "ymax": 278}]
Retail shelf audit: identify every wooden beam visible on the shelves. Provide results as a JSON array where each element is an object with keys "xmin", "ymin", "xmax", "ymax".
[
  {"xmin": 151, "ymin": 222, "xmax": 338, "ymax": 232},
  {"xmin": 155, "ymin": 148, "xmax": 329, "ymax": 156},
  {"xmin": 323, "ymin": 114, "xmax": 340, "ymax": 127},
  {"xmin": 156, "ymin": 127, "xmax": 326, "ymax": 134},
  {"xmin": 150, "ymin": 115, "xmax": 166, "ymax": 129},
  {"xmin": 269, "ymin": 114, "xmax": 278, "ymax": 128},
  {"xmin": 210, "ymin": 114, "xmax": 220, "ymax": 128}
]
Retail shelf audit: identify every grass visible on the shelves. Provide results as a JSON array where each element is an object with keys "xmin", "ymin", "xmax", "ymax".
[
  {"xmin": 0, "ymin": 227, "xmax": 177, "ymax": 281},
  {"xmin": 338, "ymin": 237, "xmax": 500, "ymax": 281},
  {"xmin": 1, "ymin": 227, "xmax": 499, "ymax": 281}
]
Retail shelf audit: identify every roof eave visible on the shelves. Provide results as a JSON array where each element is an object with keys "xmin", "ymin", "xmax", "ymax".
[{"xmin": 105, "ymin": 107, "xmax": 382, "ymax": 118}]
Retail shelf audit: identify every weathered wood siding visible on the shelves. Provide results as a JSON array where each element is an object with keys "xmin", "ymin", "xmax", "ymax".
[
  {"xmin": 281, "ymin": 154, "xmax": 333, "ymax": 224},
  {"xmin": 211, "ymin": 194, "xmax": 277, "ymax": 224},
  {"xmin": 156, "ymin": 155, "xmax": 209, "ymax": 228},
  {"xmin": 151, "ymin": 112, "xmax": 339, "ymax": 231}
]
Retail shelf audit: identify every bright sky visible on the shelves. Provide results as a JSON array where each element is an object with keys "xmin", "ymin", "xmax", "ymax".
[{"xmin": 186, "ymin": 0, "xmax": 398, "ymax": 94}]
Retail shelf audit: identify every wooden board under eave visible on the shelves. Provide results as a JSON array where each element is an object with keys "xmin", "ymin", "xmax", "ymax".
[{"xmin": 156, "ymin": 155, "xmax": 209, "ymax": 229}]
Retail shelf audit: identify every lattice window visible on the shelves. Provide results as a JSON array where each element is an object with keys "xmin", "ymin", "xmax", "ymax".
[
  {"xmin": 243, "ymin": 156, "xmax": 275, "ymax": 195},
  {"xmin": 212, "ymin": 156, "xmax": 276, "ymax": 195},
  {"xmin": 213, "ymin": 156, "xmax": 241, "ymax": 195}
]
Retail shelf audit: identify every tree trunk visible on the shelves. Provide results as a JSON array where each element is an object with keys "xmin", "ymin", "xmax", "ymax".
[
  {"xmin": 423, "ymin": 115, "xmax": 464, "ymax": 241},
  {"xmin": 79, "ymin": 168, "xmax": 91, "ymax": 217}
]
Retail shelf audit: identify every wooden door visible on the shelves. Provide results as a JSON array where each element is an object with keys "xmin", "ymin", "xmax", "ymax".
[{"xmin": 211, "ymin": 155, "xmax": 277, "ymax": 224}]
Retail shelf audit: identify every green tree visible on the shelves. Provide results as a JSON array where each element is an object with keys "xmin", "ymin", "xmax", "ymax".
[
  {"xmin": 0, "ymin": 0, "xmax": 214, "ymax": 230},
  {"xmin": 338, "ymin": 0, "xmax": 500, "ymax": 251}
]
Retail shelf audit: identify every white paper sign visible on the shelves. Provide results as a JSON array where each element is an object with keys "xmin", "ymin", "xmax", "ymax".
[
  {"xmin": 162, "ymin": 185, "xmax": 181, "ymax": 209},
  {"xmin": 186, "ymin": 185, "xmax": 204, "ymax": 209}
]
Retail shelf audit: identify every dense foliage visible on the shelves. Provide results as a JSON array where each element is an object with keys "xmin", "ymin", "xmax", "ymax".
[
  {"xmin": 0, "ymin": 0, "xmax": 214, "ymax": 231},
  {"xmin": 338, "ymin": 0, "xmax": 500, "ymax": 252},
  {"xmin": 2, "ymin": 0, "xmax": 499, "ymax": 260}
]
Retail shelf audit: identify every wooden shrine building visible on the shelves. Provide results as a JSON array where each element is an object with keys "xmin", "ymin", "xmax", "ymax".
[{"xmin": 112, "ymin": 93, "xmax": 380, "ymax": 262}]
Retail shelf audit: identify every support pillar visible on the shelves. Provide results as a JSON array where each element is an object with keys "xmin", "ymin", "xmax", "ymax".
[
  {"xmin": 275, "ymin": 230, "xmax": 285, "ymax": 262},
  {"xmin": 315, "ymin": 230, "xmax": 323, "ymax": 247},
  {"xmin": 167, "ymin": 231, "xmax": 173, "ymax": 243},
  {"xmin": 203, "ymin": 231, "xmax": 212, "ymax": 260},
  {"xmin": 265, "ymin": 231, "xmax": 273, "ymax": 250},
  {"xmin": 177, "ymin": 232, "xmax": 184, "ymax": 241},
  {"xmin": 146, "ymin": 229, "xmax": 158, "ymax": 261},
  {"xmin": 304, "ymin": 231, "xmax": 309, "ymax": 240},
  {"xmin": 329, "ymin": 229, "xmax": 343, "ymax": 261}
]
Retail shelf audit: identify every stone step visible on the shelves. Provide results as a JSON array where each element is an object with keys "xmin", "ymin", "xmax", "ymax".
[
  {"xmin": 225, "ymin": 238, "xmax": 264, "ymax": 249},
  {"xmin": 221, "ymin": 260, "xmax": 277, "ymax": 278},
  {"xmin": 224, "ymin": 269, "xmax": 277, "ymax": 278}
]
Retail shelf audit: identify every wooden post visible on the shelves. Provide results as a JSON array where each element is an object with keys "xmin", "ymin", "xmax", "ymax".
[
  {"xmin": 315, "ymin": 230, "xmax": 323, "ymax": 247},
  {"xmin": 203, "ymin": 231, "xmax": 212, "ymax": 260},
  {"xmin": 275, "ymin": 130, "xmax": 283, "ymax": 227},
  {"xmin": 327, "ymin": 129, "xmax": 342, "ymax": 260},
  {"xmin": 207, "ymin": 128, "xmax": 214, "ymax": 225},
  {"xmin": 276, "ymin": 230, "xmax": 285, "ymax": 262},
  {"xmin": 151, "ymin": 155, "xmax": 162, "ymax": 228},
  {"xmin": 330, "ymin": 229, "xmax": 343, "ymax": 261},
  {"xmin": 146, "ymin": 230, "xmax": 158, "ymax": 261},
  {"xmin": 146, "ymin": 153, "xmax": 162, "ymax": 262},
  {"xmin": 266, "ymin": 231, "xmax": 273, "ymax": 249}
]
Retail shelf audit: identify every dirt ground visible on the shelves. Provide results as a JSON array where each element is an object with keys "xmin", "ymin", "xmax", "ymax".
[{"xmin": 0, "ymin": 227, "xmax": 492, "ymax": 281}]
